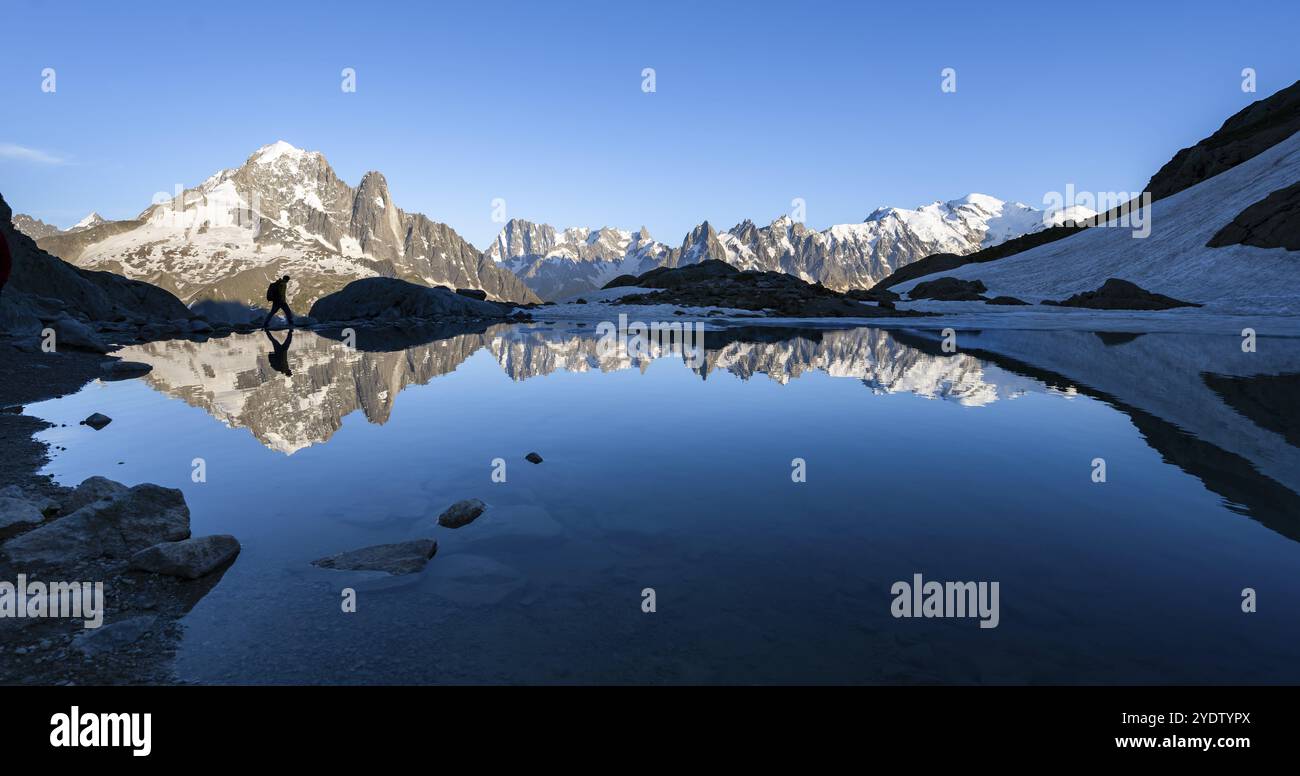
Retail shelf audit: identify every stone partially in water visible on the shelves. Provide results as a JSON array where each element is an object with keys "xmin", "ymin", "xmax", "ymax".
[
  {"xmin": 438, "ymin": 498, "xmax": 487, "ymax": 529},
  {"xmin": 311, "ymin": 539, "xmax": 438, "ymax": 575},
  {"xmin": 129, "ymin": 534, "xmax": 241, "ymax": 579},
  {"xmin": 525, "ymin": 452, "xmax": 543, "ymax": 464},
  {"xmin": 81, "ymin": 412, "xmax": 112, "ymax": 430}
]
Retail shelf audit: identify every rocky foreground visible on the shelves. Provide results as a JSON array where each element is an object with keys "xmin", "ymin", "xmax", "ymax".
[{"xmin": 0, "ymin": 472, "xmax": 238, "ymax": 685}]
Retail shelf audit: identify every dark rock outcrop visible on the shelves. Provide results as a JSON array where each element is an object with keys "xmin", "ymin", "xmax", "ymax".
[
  {"xmin": 605, "ymin": 260, "xmax": 927, "ymax": 318},
  {"xmin": 908, "ymin": 277, "xmax": 988, "ymax": 301},
  {"xmin": 845, "ymin": 286, "xmax": 901, "ymax": 303},
  {"xmin": 1207, "ymin": 180, "xmax": 1300, "ymax": 250},
  {"xmin": 1, "ymin": 193, "xmax": 192, "ymax": 328},
  {"xmin": 1146, "ymin": 79, "xmax": 1300, "ymax": 201},
  {"xmin": 986, "ymin": 295, "xmax": 1030, "ymax": 306},
  {"xmin": 1042, "ymin": 278, "xmax": 1201, "ymax": 310},
  {"xmin": 308, "ymin": 278, "xmax": 527, "ymax": 323},
  {"xmin": 603, "ymin": 273, "xmax": 640, "ymax": 289}
]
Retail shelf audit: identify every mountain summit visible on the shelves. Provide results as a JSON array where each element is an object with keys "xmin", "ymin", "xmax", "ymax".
[{"xmin": 39, "ymin": 142, "xmax": 539, "ymax": 317}]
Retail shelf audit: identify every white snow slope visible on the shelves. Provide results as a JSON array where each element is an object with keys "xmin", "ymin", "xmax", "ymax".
[{"xmin": 892, "ymin": 131, "xmax": 1300, "ymax": 314}]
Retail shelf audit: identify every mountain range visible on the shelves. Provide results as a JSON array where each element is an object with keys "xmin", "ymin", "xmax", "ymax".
[
  {"xmin": 486, "ymin": 194, "xmax": 1095, "ymax": 300},
  {"xmin": 13, "ymin": 142, "xmax": 1093, "ymax": 310}
]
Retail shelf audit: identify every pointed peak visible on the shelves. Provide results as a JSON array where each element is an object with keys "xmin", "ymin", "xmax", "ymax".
[
  {"xmin": 72, "ymin": 211, "xmax": 105, "ymax": 229},
  {"xmin": 250, "ymin": 140, "xmax": 314, "ymax": 166}
]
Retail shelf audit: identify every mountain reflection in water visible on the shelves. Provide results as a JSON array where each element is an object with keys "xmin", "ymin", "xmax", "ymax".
[{"xmin": 107, "ymin": 322, "xmax": 1300, "ymax": 542}]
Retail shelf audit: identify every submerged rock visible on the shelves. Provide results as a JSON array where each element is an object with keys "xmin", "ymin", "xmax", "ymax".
[
  {"xmin": 438, "ymin": 498, "xmax": 487, "ymax": 528},
  {"xmin": 525, "ymin": 452, "xmax": 543, "ymax": 464},
  {"xmin": 80, "ymin": 412, "xmax": 112, "ymax": 430},
  {"xmin": 1042, "ymin": 278, "xmax": 1201, "ymax": 310},
  {"xmin": 311, "ymin": 539, "xmax": 438, "ymax": 575},
  {"xmin": 129, "ymin": 535, "xmax": 241, "ymax": 579},
  {"xmin": 986, "ymin": 295, "xmax": 1030, "ymax": 305},
  {"xmin": 2, "ymin": 480, "xmax": 190, "ymax": 568},
  {"xmin": 908, "ymin": 277, "xmax": 988, "ymax": 301}
]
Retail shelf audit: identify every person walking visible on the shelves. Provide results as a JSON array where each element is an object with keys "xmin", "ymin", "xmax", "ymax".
[{"xmin": 263, "ymin": 274, "xmax": 294, "ymax": 329}]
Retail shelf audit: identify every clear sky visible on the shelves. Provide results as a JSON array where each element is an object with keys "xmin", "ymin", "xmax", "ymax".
[{"xmin": 2, "ymin": 0, "xmax": 1298, "ymax": 248}]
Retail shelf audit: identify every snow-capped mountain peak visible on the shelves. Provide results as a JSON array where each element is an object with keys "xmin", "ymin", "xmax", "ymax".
[
  {"xmin": 71, "ymin": 211, "xmax": 105, "ymax": 230},
  {"xmin": 252, "ymin": 140, "xmax": 316, "ymax": 166}
]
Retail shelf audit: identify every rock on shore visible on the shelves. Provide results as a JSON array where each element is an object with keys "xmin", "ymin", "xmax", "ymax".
[
  {"xmin": 308, "ymin": 277, "xmax": 530, "ymax": 324},
  {"xmin": 2, "ymin": 478, "xmax": 190, "ymax": 568}
]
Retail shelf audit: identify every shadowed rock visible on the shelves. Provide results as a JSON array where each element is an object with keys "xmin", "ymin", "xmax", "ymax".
[
  {"xmin": 311, "ymin": 539, "xmax": 438, "ymax": 575},
  {"xmin": 308, "ymin": 277, "xmax": 527, "ymax": 323},
  {"xmin": 525, "ymin": 452, "xmax": 543, "ymax": 464},
  {"xmin": 72, "ymin": 616, "xmax": 158, "ymax": 657},
  {"xmin": 1207, "ymin": 180, "xmax": 1300, "ymax": 251},
  {"xmin": 1042, "ymin": 278, "xmax": 1200, "ymax": 310},
  {"xmin": 985, "ymin": 295, "xmax": 1029, "ymax": 305},
  {"xmin": 605, "ymin": 260, "xmax": 927, "ymax": 317},
  {"xmin": 2, "ymin": 480, "xmax": 190, "ymax": 568},
  {"xmin": 908, "ymin": 277, "xmax": 988, "ymax": 301},
  {"xmin": 129, "ymin": 534, "xmax": 241, "ymax": 579},
  {"xmin": 0, "ymin": 495, "xmax": 44, "ymax": 530}
]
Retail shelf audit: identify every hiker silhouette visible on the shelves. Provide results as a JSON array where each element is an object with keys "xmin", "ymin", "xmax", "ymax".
[
  {"xmin": 263, "ymin": 275, "xmax": 294, "ymax": 329},
  {"xmin": 265, "ymin": 328, "xmax": 294, "ymax": 377}
]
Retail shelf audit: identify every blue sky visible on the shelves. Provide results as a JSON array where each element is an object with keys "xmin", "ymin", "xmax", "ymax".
[{"xmin": 2, "ymin": 0, "xmax": 1297, "ymax": 247}]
